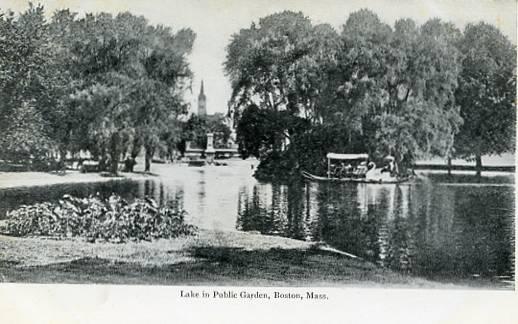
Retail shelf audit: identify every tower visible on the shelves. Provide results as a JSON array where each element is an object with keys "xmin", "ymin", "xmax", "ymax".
[{"xmin": 197, "ymin": 80, "xmax": 207, "ymax": 117}]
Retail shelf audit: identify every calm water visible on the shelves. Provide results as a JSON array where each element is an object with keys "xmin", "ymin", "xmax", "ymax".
[{"xmin": 0, "ymin": 160, "xmax": 514, "ymax": 285}]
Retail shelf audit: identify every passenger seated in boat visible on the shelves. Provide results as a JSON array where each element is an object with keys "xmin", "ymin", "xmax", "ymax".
[
  {"xmin": 335, "ymin": 162, "xmax": 353, "ymax": 178},
  {"xmin": 381, "ymin": 162, "xmax": 393, "ymax": 173},
  {"xmin": 353, "ymin": 161, "xmax": 368, "ymax": 177},
  {"xmin": 332, "ymin": 163, "xmax": 343, "ymax": 177},
  {"xmin": 344, "ymin": 163, "xmax": 353, "ymax": 176},
  {"xmin": 335, "ymin": 163, "xmax": 344, "ymax": 178},
  {"xmin": 381, "ymin": 155, "xmax": 398, "ymax": 176}
]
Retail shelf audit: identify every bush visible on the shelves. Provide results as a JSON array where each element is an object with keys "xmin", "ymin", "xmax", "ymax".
[
  {"xmin": 2, "ymin": 194, "xmax": 197, "ymax": 243},
  {"xmin": 253, "ymin": 151, "xmax": 298, "ymax": 182}
]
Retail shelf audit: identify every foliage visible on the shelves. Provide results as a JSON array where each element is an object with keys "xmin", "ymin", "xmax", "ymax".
[
  {"xmin": 0, "ymin": 4, "xmax": 66, "ymax": 162},
  {"xmin": 0, "ymin": 4, "xmax": 47, "ymax": 120},
  {"xmin": 1, "ymin": 5, "xmax": 514, "ymax": 179},
  {"xmin": 226, "ymin": 10, "xmax": 475, "ymax": 178},
  {"xmin": 225, "ymin": 10, "xmax": 337, "ymax": 168},
  {"xmin": 225, "ymin": 11, "xmax": 339, "ymax": 161},
  {"xmin": 236, "ymin": 104, "xmax": 271, "ymax": 159},
  {"xmin": 0, "ymin": 102, "xmax": 53, "ymax": 164},
  {"xmin": 335, "ymin": 12, "xmax": 463, "ymax": 166},
  {"xmin": 0, "ymin": 6, "xmax": 195, "ymax": 173},
  {"xmin": 225, "ymin": 11, "xmax": 339, "ymax": 119},
  {"xmin": 3, "ymin": 194, "xmax": 197, "ymax": 243},
  {"xmin": 206, "ymin": 113, "xmax": 232, "ymax": 147},
  {"xmin": 454, "ymin": 22, "xmax": 516, "ymax": 170},
  {"xmin": 236, "ymin": 104, "xmax": 308, "ymax": 160},
  {"xmin": 52, "ymin": 11, "xmax": 195, "ymax": 173},
  {"xmin": 180, "ymin": 113, "xmax": 232, "ymax": 151},
  {"xmin": 181, "ymin": 115, "xmax": 209, "ymax": 150}
]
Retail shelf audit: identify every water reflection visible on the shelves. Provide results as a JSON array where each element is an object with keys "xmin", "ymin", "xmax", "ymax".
[
  {"xmin": 0, "ymin": 163, "xmax": 514, "ymax": 283},
  {"xmin": 236, "ymin": 178, "xmax": 515, "ymax": 282}
]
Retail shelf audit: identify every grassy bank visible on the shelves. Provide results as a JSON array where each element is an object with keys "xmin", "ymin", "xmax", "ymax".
[{"xmin": 0, "ymin": 229, "xmax": 499, "ymax": 288}]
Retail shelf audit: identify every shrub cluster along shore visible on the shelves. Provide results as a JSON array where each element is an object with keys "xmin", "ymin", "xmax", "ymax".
[{"xmin": 1, "ymin": 194, "xmax": 196, "ymax": 243}]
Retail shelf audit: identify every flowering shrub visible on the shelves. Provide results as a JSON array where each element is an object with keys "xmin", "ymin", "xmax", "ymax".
[{"xmin": 3, "ymin": 194, "xmax": 197, "ymax": 243}]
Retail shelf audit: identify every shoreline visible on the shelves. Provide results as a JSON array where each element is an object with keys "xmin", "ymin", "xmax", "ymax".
[
  {"xmin": 0, "ymin": 170, "xmax": 155, "ymax": 190},
  {"xmin": 0, "ymin": 166, "xmax": 513, "ymax": 192},
  {"xmin": 0, "ymin": 229, "xmax": 506, "ymax": 288}
]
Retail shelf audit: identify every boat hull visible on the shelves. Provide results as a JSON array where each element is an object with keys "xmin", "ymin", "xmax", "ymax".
[{"xmin": 301, "ymin": 171, "xmax": 410, "ymax": 184}]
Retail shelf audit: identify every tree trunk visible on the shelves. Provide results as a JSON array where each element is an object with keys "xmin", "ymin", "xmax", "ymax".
[
  {"xmin": 124, "ymin": 156, "xmax": 136, "ymax": 172},
  {"xmin": 475, "ymin": 154, "xmax": 482, "ymax": 177},
  {"xmin": 111, "ymin": 156, "xmax": 119, "ymax": 175},
  {"xmin": 447, "ymin": 157, "xmax": 452, "ymax": 177},
  {"xmin": 145, "ymin": 145, "xmax": 154, "ymax": 173},
  {"xmin": 59, "ymin": 147, "xmax": 67, "ymax": 163},
  {"xmin": 98, "ymin": 148, "xmax": 107, "ymax": 172},
  {"xmin": 131, "ymin": 138, "xmax": 141, "ymax": 158},
  {"xmin": 128, "ymin": 140, "xmax": 141, "ymax": 173},
  {"xmin": 110, "ymin": 133, "xmax": 120, "ymax": 176},
  {"xmin": 58, "ymin": 147, "xmax": 67, "ymax": 171}
]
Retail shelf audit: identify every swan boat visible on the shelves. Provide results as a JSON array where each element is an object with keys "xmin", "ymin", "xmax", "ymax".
[{"xmin": 301, "ymin": 153, "xmax": 412, "ymax": 184}]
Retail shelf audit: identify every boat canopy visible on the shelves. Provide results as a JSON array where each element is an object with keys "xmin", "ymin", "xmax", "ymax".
[{"xmin": 326, "ymin": 153, "xmax": 369, "ymax": 160}]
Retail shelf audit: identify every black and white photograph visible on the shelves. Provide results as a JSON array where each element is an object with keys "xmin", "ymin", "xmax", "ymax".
[{"xmin": 0, "ymin": 0, "xmax": 516, "ymax": 322}]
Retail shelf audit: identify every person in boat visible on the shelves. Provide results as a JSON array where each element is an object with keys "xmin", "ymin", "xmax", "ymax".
[
  {"xmin": 354, "ymin": 161, "xmax": 369, "ymax": 178},
  {"xmin": 339, "ymin": 162, "xmax": 346, "ymax": 177},
  {"xmin": 344, "ymin": 163, "xmax": 353, "ymax": 176},
  {"xmin": 381, "ymin": 155, "xmax": 398, "ymax": 176},
  {"xmin": 336, "ymin": 162, "xmax": 353, "ymax": 178},
  {"xmin": 332, "ymin": 163, "xmax": 342, "ymax": 178}
]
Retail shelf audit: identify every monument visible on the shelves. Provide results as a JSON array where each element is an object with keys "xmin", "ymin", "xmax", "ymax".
[{"xmin": 205, "ymin": 132, "xmax": 216, "ymax": 164}]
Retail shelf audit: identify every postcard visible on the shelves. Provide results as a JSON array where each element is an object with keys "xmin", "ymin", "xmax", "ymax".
[{"xmin": 0, "ymin": 0, "xmax": 516, "ymax": 323}]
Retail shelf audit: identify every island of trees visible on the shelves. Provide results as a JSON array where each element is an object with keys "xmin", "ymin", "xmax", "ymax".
[{"xmin": 225, "ymin": 10, "xmax": 516, "ymax": 180}]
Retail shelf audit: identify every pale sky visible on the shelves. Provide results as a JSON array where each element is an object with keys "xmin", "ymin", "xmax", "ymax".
[{"xmin": 2, "ymin": 0, "xmax": 517, "ymax": 115}]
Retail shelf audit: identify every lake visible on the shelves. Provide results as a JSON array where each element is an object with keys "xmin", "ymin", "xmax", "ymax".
[{"xmin": 0, "ymin": 160, "xmax": 514, "ymax": 286}]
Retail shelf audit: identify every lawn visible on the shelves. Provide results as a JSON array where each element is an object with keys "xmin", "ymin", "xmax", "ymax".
[{"xmin": 0, "ymin": 229, "xmax": 496, "ymax": 288}]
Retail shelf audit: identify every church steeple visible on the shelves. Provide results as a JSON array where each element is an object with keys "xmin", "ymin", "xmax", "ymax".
[
  {"xmin": 200, "ymin": 80, "xmax": 205, "ymax": 96},
  {"xmin": 197, "ymin": 80, "xmax": 207, "ymax": 116}
]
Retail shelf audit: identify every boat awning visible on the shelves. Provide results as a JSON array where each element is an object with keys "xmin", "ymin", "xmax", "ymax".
[{"xmin": 326, "ymin": 153, "xmax": 369, "ymax": 160}]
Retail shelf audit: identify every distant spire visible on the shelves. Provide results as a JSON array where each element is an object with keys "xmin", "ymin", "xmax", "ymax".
[{"xmin": 198, "ymin": 79, "xmax": 207, "ymax": 116}]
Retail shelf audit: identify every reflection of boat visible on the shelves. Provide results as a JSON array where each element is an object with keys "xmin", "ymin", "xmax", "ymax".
[
  {"xmin": 188, "ymin": 160, "xmax": 206, "ymax": 167},
  {"xmin": 301, "ymin": 153, "xmax": 412, "ymax": 184}
]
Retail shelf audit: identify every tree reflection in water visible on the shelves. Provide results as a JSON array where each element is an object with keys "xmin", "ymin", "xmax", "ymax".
[{"xmin": 236, "ymin": 178, "xmax": 514, "ymax": 282}]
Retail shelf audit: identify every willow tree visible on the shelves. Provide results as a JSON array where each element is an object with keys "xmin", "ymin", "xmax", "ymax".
[
  {"xmin": 336, "ymin": 10, "xmax": 463, "ymax": 168},
  {"xmin": 50, "ymin": 10, "xmax": 194, "ymax": 173},
  {"xmin": 454, "ymin": 23, "xmax": 516, "ymax": 176},
  {"xmin": 224, "ymin": 11, "xmax": 339, "ymax": 165},
  {"xmin": 225, "ymin": 10, "xmax": 466, "ymax": 178},
  {"xmin": 133, "ymin": 26, "xmax": 194, "ymax": 172}
]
